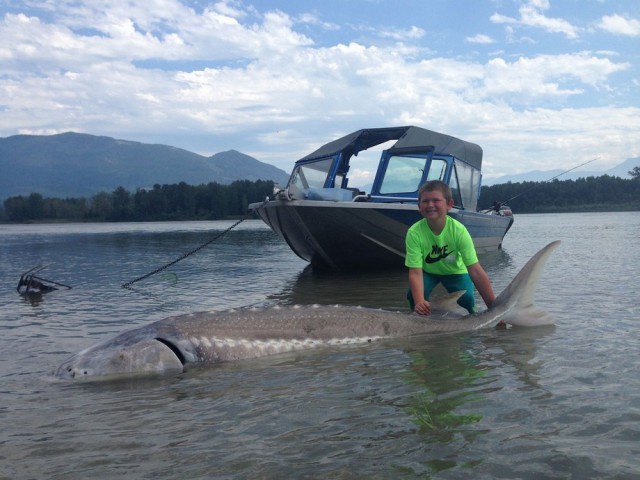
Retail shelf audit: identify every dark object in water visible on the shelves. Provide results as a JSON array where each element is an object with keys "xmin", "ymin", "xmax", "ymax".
[{"xmin": 17, "ymin": 265, "xmax": 72, "ymax": 295}]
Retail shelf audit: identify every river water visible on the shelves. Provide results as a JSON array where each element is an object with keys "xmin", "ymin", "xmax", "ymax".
[{"xmin": 0, "ymin": 213, "xmax": 638, "ymax": 479}]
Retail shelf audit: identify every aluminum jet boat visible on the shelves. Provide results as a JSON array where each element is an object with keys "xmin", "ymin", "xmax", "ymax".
[{"xmin": 250, "ymin": 126, "xmax": 513, "ymax": 270}]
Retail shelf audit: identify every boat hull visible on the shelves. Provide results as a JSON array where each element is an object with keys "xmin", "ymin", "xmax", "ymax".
[{"xmin": 252, "ymin": 199, "xmax": 513, "ymax": 270}]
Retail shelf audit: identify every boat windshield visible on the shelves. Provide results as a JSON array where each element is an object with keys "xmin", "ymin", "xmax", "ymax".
[
  {"xmin": 287, "ymin": 157, "xmax": 334, "ymax": 198},
  {"xmin": 378, "ymin": 156, "xmax": 448, "ymax": 195},
  {"xmin": 379, "ymin": 156, "xmax": 425, "ymax": 194}
]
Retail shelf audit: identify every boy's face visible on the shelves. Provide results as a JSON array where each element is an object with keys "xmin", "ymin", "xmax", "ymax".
[{"xmin": 418, "ymin": 189, "xmax": 454, "ymax": 221}]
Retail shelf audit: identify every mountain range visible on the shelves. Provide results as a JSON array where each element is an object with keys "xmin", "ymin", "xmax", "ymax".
[
  {"xmin": 1, "ymin": 131, "xmax": 638, "ymax": 200},
  {"xmin": 483, "ymin": 157, "xmax": 640, "ymax": 186},
  {"xmin": 0, "ymin": 132, "xmax": 290, "ymax": 200}
]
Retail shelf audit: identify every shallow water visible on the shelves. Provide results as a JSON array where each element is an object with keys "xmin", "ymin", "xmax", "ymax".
[{"xmin": 1, "ymin": 213, "xmax": 639, "ymax": 479}]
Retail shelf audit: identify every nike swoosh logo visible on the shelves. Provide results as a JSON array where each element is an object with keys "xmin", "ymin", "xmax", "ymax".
[{"xmin": 424, "ymin": 251, "xmax": 452, "ymax": 264}]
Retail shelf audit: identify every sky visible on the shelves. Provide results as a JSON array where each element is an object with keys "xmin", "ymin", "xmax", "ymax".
[{"xmin": 1, "ymin": 0, "xmax": 639, "ymax": 184}]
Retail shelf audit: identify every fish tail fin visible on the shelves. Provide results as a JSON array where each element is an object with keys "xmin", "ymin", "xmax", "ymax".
[{"xmin": 494, "ymin": 241, "xmax": 561, "ymax": 327}]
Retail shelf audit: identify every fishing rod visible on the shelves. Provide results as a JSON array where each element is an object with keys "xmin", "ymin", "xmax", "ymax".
[{"xmin": 495, "ymin": 156, "xmax": 600, "ymax": 208}]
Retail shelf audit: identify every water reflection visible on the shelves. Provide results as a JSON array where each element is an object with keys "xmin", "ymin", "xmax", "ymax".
[
  {"xmin": 402, "ymin": 335, "xmax": 486, "ymax": 438},
  {"xmin": 483, "ymin": 325, "xmax": 557, "ymax": 395},
  {"xmin": 392, "ymin": 323, "xmax": 555, "ymax": 475},
  {"xmin": 19, "ymin": 291, "xmax": 46, "ymax": 306},
  {"xmin": 267, "ymin": 266, "xmax": 408, "ymax": 309}
]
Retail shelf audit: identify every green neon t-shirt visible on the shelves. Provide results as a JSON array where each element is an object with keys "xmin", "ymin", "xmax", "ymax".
[{"xmin": 405, "ymin": 216, "xmax": 478, "ymax": 274}]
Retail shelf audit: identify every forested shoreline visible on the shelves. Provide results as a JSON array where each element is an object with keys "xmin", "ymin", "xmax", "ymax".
[
  {"xmin": 1, "ymin": 180, "xmax": 274, "ymax": 223},
  {"xmin": 477, "ymin": 175, "xmax": 640, "ymax": 213},
  {"xmin": 1, "ymin": 174, "xmax": 639, "ymax": 223}
]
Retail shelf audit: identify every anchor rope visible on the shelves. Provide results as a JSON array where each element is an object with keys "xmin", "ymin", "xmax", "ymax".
[{"xmin": 122, "ymin": 200, "xmax": 266, "ymax": 289}]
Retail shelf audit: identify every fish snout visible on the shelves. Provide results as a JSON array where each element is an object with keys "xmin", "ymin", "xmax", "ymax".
[
  {"xmin": 55, "ymin": 362, "xmax": 90, "ymax": 379},
  {"xmin": 54, "ymin": 339, "xmax": 185, "ymax": 380}
]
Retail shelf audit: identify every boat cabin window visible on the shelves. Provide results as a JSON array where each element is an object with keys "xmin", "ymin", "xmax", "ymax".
[
  {"xmin": 287, "ymin": 157, "xmax": 334, "ymax": 198},
  {"xmin": 449, "ymin": 175, "xmax": 463, "ymax": 208},
  {"xmin": 450, "ymin": 160, "xmax": 480, "ymax": 211},
  {"xmin": 379, "ymin": 155, "xmax": 426, "ymax": 194},
  {"xmin": 426, "ymin": 158, "xmax": 447, "ymax": 182}
]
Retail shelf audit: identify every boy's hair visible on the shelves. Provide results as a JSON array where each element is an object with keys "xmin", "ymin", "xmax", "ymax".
[{"xmin": 418, "ymin": 180, "xmax": 453, "ymax": 202}]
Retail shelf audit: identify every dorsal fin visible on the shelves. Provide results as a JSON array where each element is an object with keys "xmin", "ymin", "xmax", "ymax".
[{"xmin": 429, "ymin": 291, "xmax": 466, "ymax": 316}]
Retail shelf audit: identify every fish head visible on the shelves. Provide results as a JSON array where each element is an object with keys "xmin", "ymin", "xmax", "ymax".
[{"xmin": 54, "ymin": 338, "xmax": 184, "ymax": 380}]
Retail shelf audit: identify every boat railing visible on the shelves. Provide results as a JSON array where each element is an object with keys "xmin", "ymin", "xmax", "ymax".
[
  {"xmin": 271, "ymin": 188, "xmax": 419, "ymax": 204},
  {"xmin": 352, "ymin": 194, "xmax": 417, "ymax": 203}
]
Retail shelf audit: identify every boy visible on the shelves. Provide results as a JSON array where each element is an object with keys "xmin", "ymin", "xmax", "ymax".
[{"xmin": 405, "ymin": 180, "xmax": 495, "ymax": 315}]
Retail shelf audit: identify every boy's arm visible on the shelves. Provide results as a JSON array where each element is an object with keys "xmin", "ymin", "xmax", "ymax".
[
  {"xmin": 467, "ymin": 262, "xmax": 496, "ymax": 308},
  {"xmin": 409, "ymin": 267, "xmax": 431, "ymax": 315}
]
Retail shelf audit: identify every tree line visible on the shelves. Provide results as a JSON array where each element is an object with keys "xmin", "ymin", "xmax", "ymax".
[
  {"xmin": 1, "ymin": 180, "xmax": 274, "ymax": 223},
  {"xmin": 2, "ymin": 173, "xmax": 639, "ymax": 223},
  {"xmin": 478, "ymin": 174, "xmax": 640, "ymax": 213}
]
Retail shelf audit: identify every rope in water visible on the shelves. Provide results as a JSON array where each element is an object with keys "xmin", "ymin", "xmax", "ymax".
[{"xmin": 121, "ymin": 201, "xmax": 266, "ymax": 289}]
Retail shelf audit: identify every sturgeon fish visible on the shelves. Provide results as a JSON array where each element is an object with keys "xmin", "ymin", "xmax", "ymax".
[{"xmin": 55, "ymin": 241, "xmax": 560, "ymax": 380}]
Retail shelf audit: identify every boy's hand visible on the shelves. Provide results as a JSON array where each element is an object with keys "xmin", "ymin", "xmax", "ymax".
[{"xmin": 414, "ymin": 299, "xmax": 432, "ymax": 315}]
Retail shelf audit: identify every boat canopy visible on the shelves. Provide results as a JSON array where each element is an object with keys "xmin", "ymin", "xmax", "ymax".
[{"xmin": 298, "ymin": 126, "xmax": 482, "ymax": 170}]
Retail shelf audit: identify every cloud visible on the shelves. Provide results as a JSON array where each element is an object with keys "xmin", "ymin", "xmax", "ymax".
[
  {"xmin": 0, "ymin": 2, "xmax": 313, "ymax": 69},
  {"xmin": 598, "ymin": 14, "xmax": 640, "ymax": 37},
  {"xmin": 491, "ymin": 0, "xmax": 579, "ymax": 39},
  {"xmin": 377, "ymin": 25, "xmax": 425, "ymax": 41},
  {"xmin": 297, "ymin": 12, "xmax": 340, "ymax": 31},
  {"xmin": 482, "ymin": 53, "xmax": 628, "ymax": 99},
  {"xmin": 466, "ymin": 34, "xmax": 495, "ymax": 44}
]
